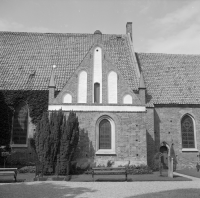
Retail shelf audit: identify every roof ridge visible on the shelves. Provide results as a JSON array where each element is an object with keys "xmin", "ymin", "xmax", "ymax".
[
  {"xmin": 137, "ymin": 52, "xmax": 200, "ymax": 56},
  {"xmin": 0, "ymin": 31, "xmax": 126, "ymax": 37}
]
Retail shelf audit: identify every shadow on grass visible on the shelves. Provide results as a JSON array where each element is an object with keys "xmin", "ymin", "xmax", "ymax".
[
  {"xmin": 125, "ymin": 188, "xmax": 200, "ymax": 198},
  {"xmin": 0, "ymin": 182, "xmax": 97, "ymax": 198}
]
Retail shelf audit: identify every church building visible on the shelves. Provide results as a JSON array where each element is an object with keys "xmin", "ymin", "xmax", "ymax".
[{"xmin": 0, "ymin": 22, "xmax": 199, "ymax": 169}]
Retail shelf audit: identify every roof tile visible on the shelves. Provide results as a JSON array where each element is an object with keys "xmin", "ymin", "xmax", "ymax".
[{"xmin": 137, "ymin": 53, "xmax": 200, "ymax": 105}]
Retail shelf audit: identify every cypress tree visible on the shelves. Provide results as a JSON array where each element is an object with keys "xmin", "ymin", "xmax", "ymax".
[
  {"xmin": 35, "ymin": 111, "xmax": 50, "ymax": 173},
  {"xmin": 35, "ymin": 110, "xmax": 79, "ymax": 175}
]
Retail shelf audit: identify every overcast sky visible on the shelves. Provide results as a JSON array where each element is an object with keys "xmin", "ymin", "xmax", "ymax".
[{"xmin": 0, "ymin": 0, "xmax": 200, "ymax": 54}]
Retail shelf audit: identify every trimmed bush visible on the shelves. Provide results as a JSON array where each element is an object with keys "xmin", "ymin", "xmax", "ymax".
[
  {"xmin": 128, "ymin": 164, "xmax": 153, "ymax": 174},
  {"xmin": 35, "ymin": 110, "xmax": 79, "ymax": 175}
]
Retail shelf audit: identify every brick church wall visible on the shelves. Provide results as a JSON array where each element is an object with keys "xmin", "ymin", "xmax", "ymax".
[
  {"xmin": 153, "ymin": 105, "xmax": 200, "ymax": 169},
  {"xmin": 63, "ymin": 111, "xmax": 147, "ymax": 167},
  {"xmin": 146, "ymin": 108, "xmax": 156, "ymax": 167},
  {"xmin": 53, "ymin": 45, "xmax": 141, "ymax": 106}
]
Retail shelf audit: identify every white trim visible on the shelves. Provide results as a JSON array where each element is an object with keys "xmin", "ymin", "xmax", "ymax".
[
  {"xmin": 96, "ymin": 150, "xmax": 116, "ymax": 155},
  {"xmin": 96, "ymin": 116, "xmax": 115, "ymax": 155},
  {"xmin": 123, "ymin": 94, "xmax": 132, "ymax": 104},
  {"xmin": 63, "ymin": 93, "xmax": 72, "ymax": 103},
  {"xmin": 108, "ymin": 71, "xmax": 118, "ymax": 104},
  {"xmin": 78, "ymin": 70, "xmax": 87, "ymax": 103},
  {"xmin": 48, "ymin": 105, "xmax": 146, "ymax": 112},
  {"xmin": 93, "ymin": 47, "xmax": 102, "ymax": 103},
  {"xmin": 182, "ymin": 148, "xmax": 199, "ymax": 152}
]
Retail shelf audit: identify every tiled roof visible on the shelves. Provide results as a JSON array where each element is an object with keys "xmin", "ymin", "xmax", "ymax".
[
  {"xmin": 0, "ymin": 32, "xmax": 139, "ymax": 91},
  {"xmin": 137, "ymin": 53, "xmax": 200, "ymax": 106}
]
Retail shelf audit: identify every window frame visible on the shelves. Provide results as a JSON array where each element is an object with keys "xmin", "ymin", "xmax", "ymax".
[
  {"xmin": 181, "ymin": 114, "xmax": 198, "ymax": 152},
  {"xmin": 95, "ymin": 115, "xmax": 116, "ymax": 155},
  {"xmin": 11, "ymin": 101, "xmax": 29, "ymax": 147}
]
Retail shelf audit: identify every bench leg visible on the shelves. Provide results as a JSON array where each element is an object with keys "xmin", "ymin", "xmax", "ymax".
[
  {"xmin": 14, "ymin": 174, "xmax": 17, "ymax": 182},
  {"xmin": 92, "ymin": 172, "xmax": 95, "ymax": 182}
]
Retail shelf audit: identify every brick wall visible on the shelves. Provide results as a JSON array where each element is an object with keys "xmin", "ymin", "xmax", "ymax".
[
  {"xmin": 154, "ymin": 105, "xmax": 200, "ymax": 169},
  {"xmin": 146, "ymin": 108, "xmax": 156, "ymax": 166},
  {"xmin": 53, "ymin": 44, "xmax": 142, "ymax": 106},
  {"xmin": 65, "ymin": 111, "xmax": 147, "ymax": 166}
]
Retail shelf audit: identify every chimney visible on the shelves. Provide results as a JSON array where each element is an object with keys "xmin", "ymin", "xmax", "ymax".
[{"xmin": 126, "ymin": 22, "xmax": 132, "ymax": 41}]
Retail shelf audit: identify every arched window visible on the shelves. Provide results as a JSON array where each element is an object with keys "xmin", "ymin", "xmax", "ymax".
[
  {"xmin": 12, "ymin": 101, "xmax": 28, "ymax": 145},
  {"xmin": 93, "ymin": 47, "xmax": 102, "ymax": 103},
  {"xmin": 99, "ymin": 119, "xmax": 111, "ymax": 149},
  {"xmin": 63, "ymin": 93, "xmax": 72, "ymax": 103},
  {"xmin": 108, "ymin": 71, "xmax": 117, "ymax": 104},
  {"xmin": 94, "ymin": 82, "xmax": 100, "ymax": 103},
  {"xmin": 123, "ymin": 94, "xmax": 132, "ymax": 104},
  {"xmin": 181, "ymin": 115, "xmax": 195, "ymax": 149},
  {"xmin": 78, "ymin": 71, "xmax": 87, "ymax": 103},
  {"xmin": 96, "ymin": 116, "xmax": 115, "ymax": 154}
]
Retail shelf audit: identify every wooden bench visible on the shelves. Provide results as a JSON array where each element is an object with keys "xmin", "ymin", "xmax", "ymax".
[
  {"xmin": 0, "ymin": 168, "xmax": 18, "ymax": 182},
  {"xmin": 92, "ymin": 167, "xmax": 128, "ymax": 181}
]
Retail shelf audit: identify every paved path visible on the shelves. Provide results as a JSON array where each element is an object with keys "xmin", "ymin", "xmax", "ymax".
[{"xmin": 0, "ymin": 173, "xmax": 199, "ymax": 198}]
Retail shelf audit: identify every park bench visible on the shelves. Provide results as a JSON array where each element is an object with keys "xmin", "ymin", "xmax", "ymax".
[
  {"xmin": 0, "ymin": 168, "xmax": 18, "ymax": 182},
  {"xmin": 91, "ymin": 167, "xmax": 128, "ymax": 181}
]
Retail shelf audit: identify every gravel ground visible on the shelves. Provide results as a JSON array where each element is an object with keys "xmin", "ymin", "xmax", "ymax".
[{"xmin": 0, "ymin": 173, "xmax": 199, "ymax": 198}]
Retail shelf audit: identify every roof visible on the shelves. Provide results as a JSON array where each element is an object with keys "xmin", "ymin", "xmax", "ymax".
[
  {"xmin": 0, "ymin": 31, "xmax": 139, "ymax": 91},
  {"xmin": 137, "ymin": 53, "xmax": 200, "ymax": 106}
]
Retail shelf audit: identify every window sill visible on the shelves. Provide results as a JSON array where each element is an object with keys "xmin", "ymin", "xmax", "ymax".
[
  {"xmin": 11, "ymin": 144, "xmax": 28, "ymax": 148},
  {"xmin": 182, "ymin": 148, "xmax": 199, "ymax": 152},
  {"xmin": 95, "ymin": 150, "xmax": 116, "ymax": 155}
]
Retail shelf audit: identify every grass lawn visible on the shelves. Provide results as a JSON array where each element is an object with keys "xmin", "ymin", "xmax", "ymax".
[
  {"xmin": 176, "ymin": 168, "xmax": 200, "ymax": 178},
  {"xmin": 0, "ymin": 170, "xmax": 191, "ymax": 183}
]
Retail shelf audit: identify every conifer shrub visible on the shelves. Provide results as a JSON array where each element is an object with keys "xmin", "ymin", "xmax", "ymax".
[{"xmin": 35, "ymin": 110, "xmax": 79, "ymax": 175}]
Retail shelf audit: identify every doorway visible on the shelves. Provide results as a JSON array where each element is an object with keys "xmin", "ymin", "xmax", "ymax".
[{"xmin": 160, "ymin": 146, "xmax": 168, "ymax": 169}]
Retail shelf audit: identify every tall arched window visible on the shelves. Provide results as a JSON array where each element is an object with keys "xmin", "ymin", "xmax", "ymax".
[
  {"xmin": 108, "ymin": 71, "xmax": 117, "ymax": 103},
  {"xmin": 99, "ymin": 119, "xmax": 111, "ymax": 149},
  {"xmin": 96, "ymin": 116, "xmax": 115, "ymax": 154},
  {"xmin": 78, "ymin": 71, "xmax": 87, "ymax": 103},
  {"xmin": 94, "ymin": 82, "xmax": 100, "ymax": 103},
  {"xmin": 12, "ymin": 101, "xmax": 28, "ymax": 145},
  {"xmin": 181, "ymin": 115, "xmax": 195, "ymax": 149}
]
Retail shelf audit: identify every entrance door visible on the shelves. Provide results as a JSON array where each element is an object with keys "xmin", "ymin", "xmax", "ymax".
[{"xmin": 160, "ymin": 146, "xmax": 168, "ymax": 169}]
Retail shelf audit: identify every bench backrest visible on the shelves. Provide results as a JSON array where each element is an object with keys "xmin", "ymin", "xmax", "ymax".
[
  {"xmin": 92, "ymin": 167, "xmax": 126, "ymax": 170},
  {"xmin": 0, "ymin": 168, "xmax": 18, "ymax": 172}
]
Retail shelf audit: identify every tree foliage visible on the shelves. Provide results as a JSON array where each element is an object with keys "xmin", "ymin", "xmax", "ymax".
[{"xmin": 35, "ymin": 110, "xmax": 79, "ymax": 175}]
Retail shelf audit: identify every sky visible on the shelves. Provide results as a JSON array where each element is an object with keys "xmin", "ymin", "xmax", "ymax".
[{"xmin": 0, "ymin": 0, "xmax": 200, "ymax": 54}]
